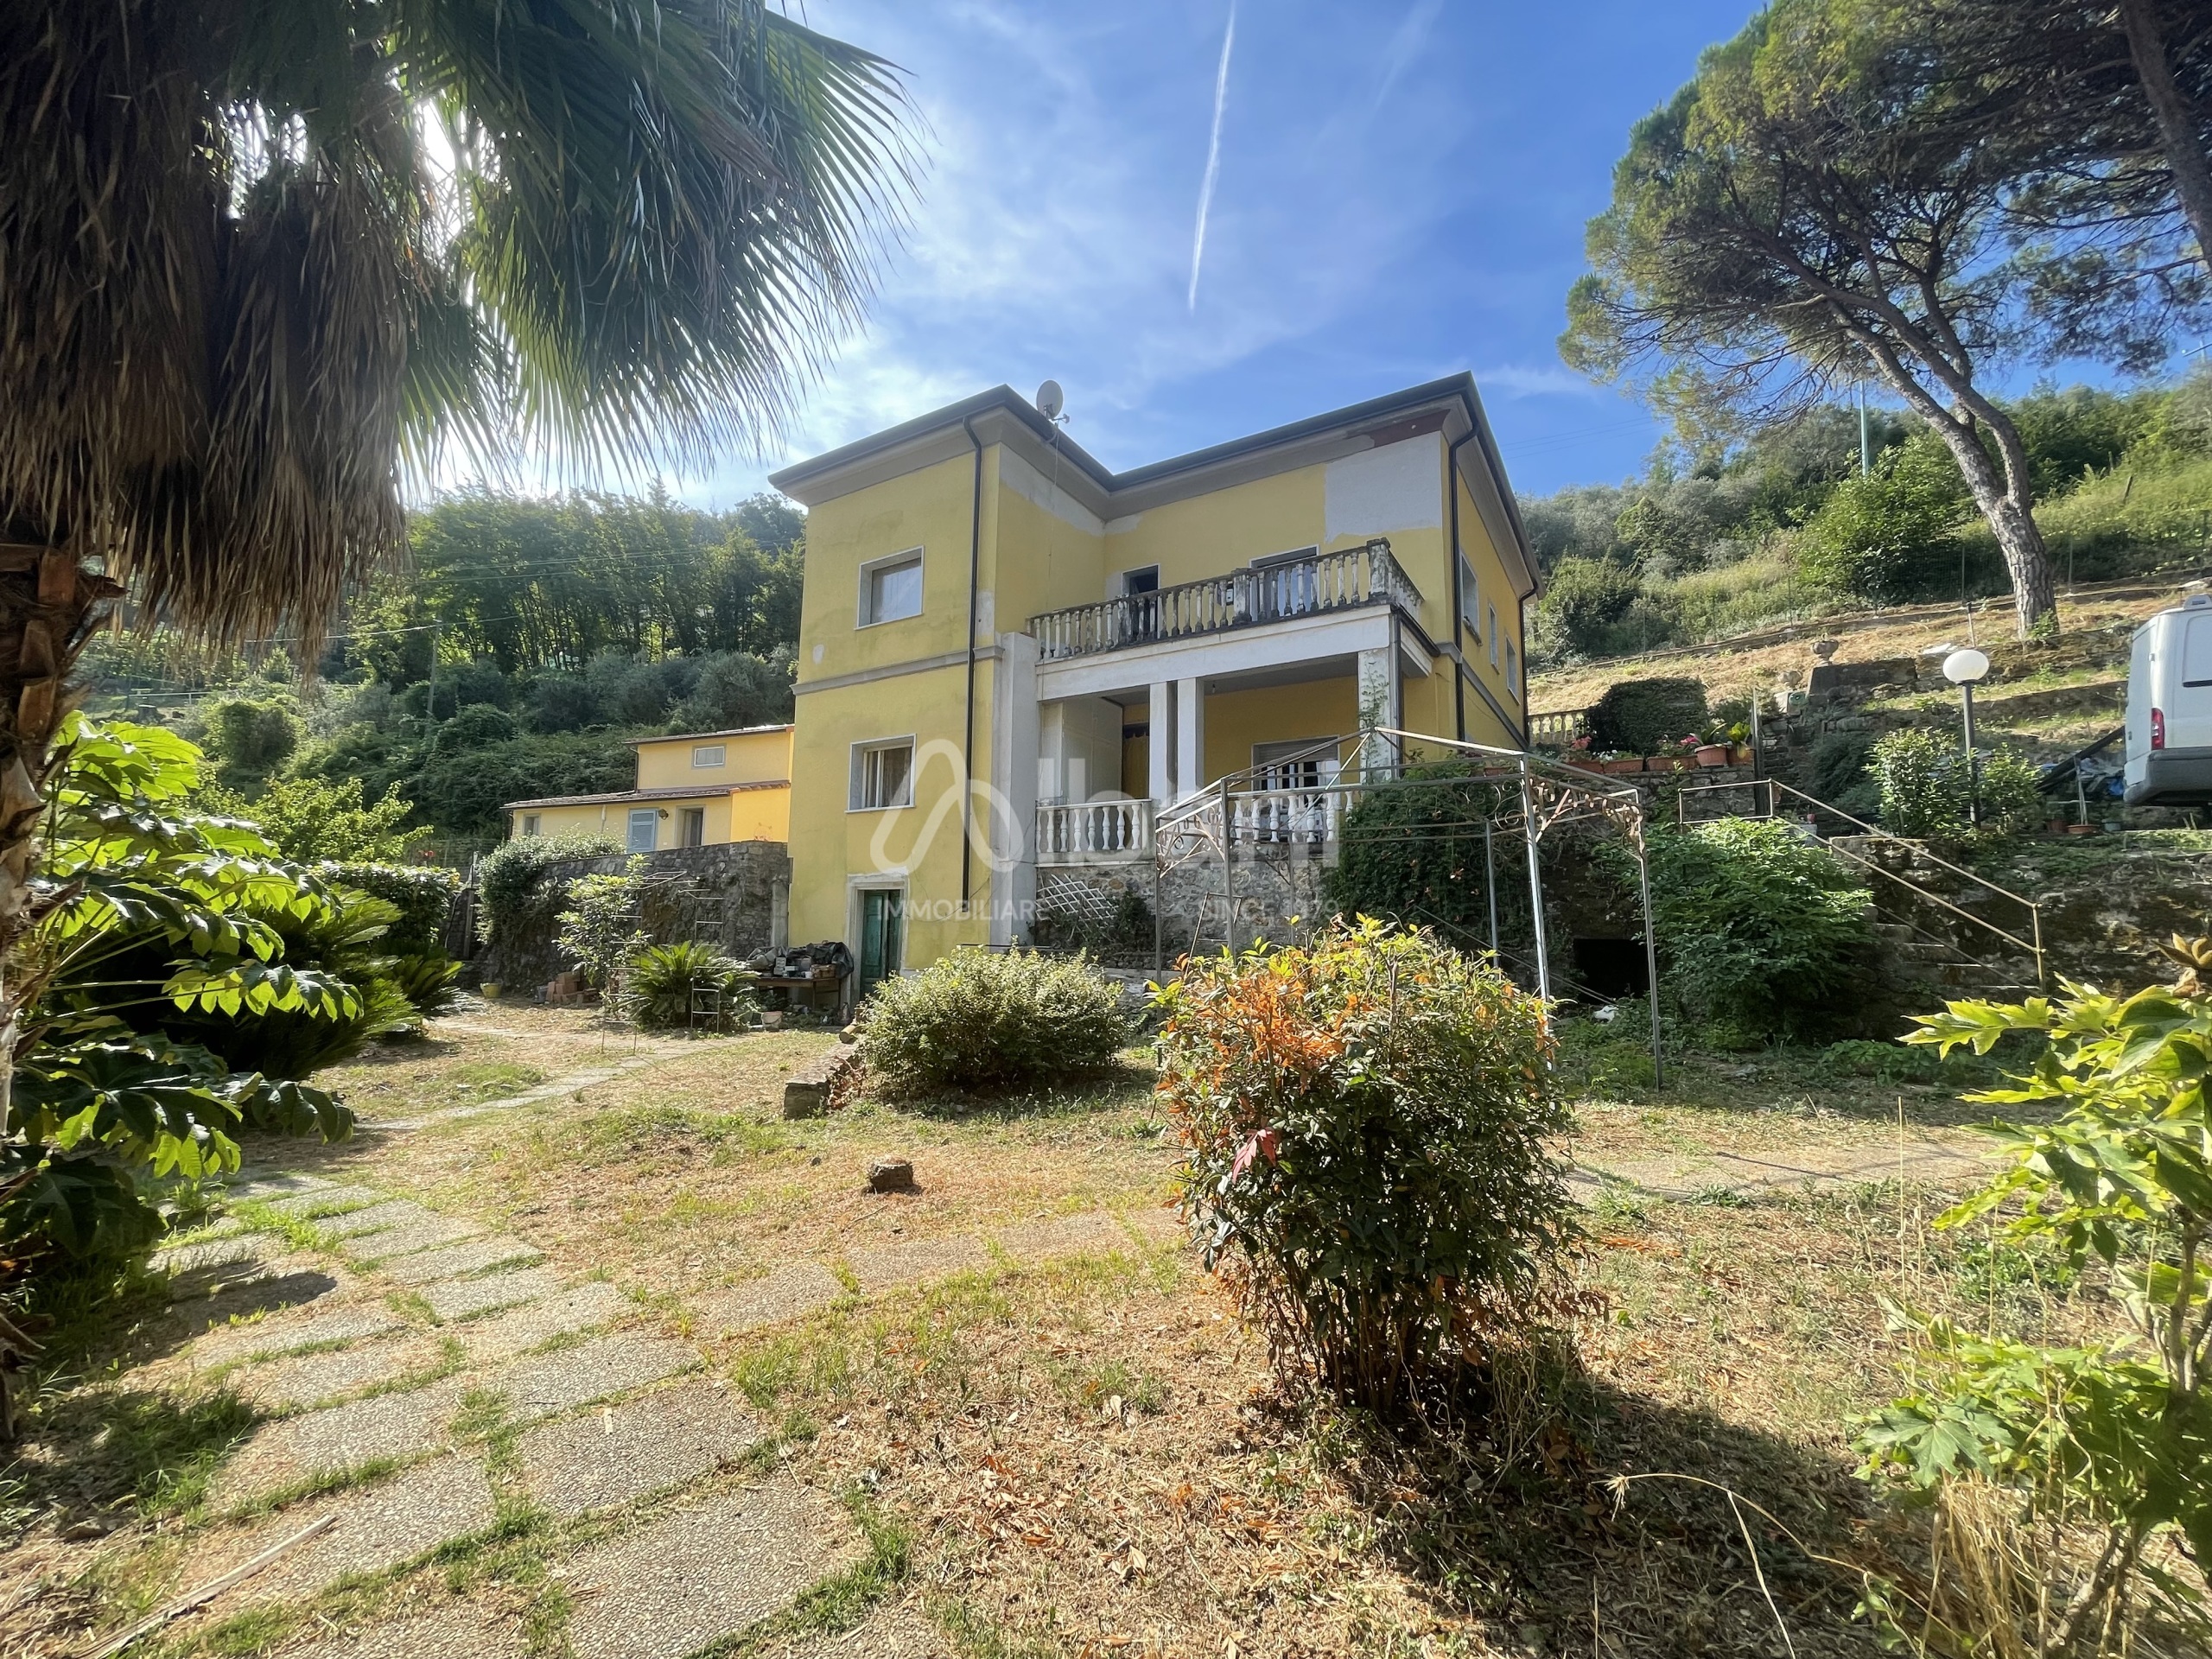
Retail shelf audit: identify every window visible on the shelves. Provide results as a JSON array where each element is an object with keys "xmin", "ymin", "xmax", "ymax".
[
  {"xmin": 1487, "ymin": 605, "xmax": 1499, "ymax": 667},
  {"xmin": 859, "ymin": 550, "xmax": 923, "ymax": 626},
  {"xmin": 1458, "ymin": 558, "xmax": 1479, "ymax": 635},
  {"xmin": 2185, "ymin": 614, "xmax": 2212, "ymax": 686},
  {"xmin": 1121, "ymin": 566, "xmax": 1160, "ymax": 596},
  {"xmin": 521, "ymin": 814, "xmax": 541, "ymax": 837},
  {"xmin": 626, "ymin": 809, "xmax": 658, "ymax": 853},
  {"xmin": 849, "ymin": 739, "xmax": 914, "ymax": 810},
  {"xmin": 1505, "ymin": 641, "xmax": 1520, "ymax": 701},
  {"xmin": 691, "ymin": 744, "xmax": 726, "ymax": 768},
  {"xmin": 680, "ymin": 807, "xmax": 706, "ymax": 848}
]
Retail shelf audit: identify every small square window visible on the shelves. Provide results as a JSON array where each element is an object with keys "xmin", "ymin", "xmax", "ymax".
[
  {"xmin": 691, "ymin": 744, "xmax": 726, "ymax": 768},
  {"xmin": 860, "ymin": 551, "xmax": 923, "ymax": 626},
  {"xmin": 522, "ymin": 814, "xmax": 541, "ymax": 837},
  {"xmin": 626, "ymin": 809, "xmax": 658, "ymax": 852},
  {"xmin": 850, "ymin": 740, "xmax": 914, "ymax": 810},
  {"xmin": 1121, "ymin": 566, "xmax": 1160, "ymax": 597}
]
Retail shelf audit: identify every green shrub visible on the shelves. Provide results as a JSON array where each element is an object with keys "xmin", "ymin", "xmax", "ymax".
[
  {"xmin": 1637, "ymin": 818, "xmax": 1875, "ymax": 1041},
  {"xmin": 1873, "ymin": 728, "xmax": 2046, "ymax": 838},
  {"xmin": 231, "ymin": 774, "xmax": 427, "ymax": 863},
  {"xmin": 1155, "ymin": 919, "xmax": 1573, "ymax": 1410},
  {"xmin": 1537, "ymin": 556, "xmax": 1645, "ymax": 658},
  {"xmin": 859, "ymin": 950, "xmax": 1128, "ymax": 1096},
  {"xmin": 476, "ymin": 833, "xmax": 618, "ymax": 945},
  {"xmin": 557, "ymin": 862, "xmax": 650, "ymax": 988},
  {"xmin": 626, "ymin": 940, "xmax": 754, "ymax": 1031},
  {"xmin": 1587, "ymin": 677, "xmax": 1708, "ymax": 755},
  {"xmin": 1324, "ymin": 764, "xmax": 1518, "ymax": 941},
  {"xmin": 1800, "ymin": 439, "xmax": 1968, "ymax": 603},
  {"xmin": 324, "ymin": 863, "xmax": 459, "ymax": 957},
  {"xmin": 388, "ymin": 953, "xmax": 463, "ymax": 1020}
]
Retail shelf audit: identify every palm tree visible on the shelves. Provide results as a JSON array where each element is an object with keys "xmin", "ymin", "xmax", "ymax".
[{"xmin": 0, "ymin": 0, "xmax": 912, "ymax": 1053}]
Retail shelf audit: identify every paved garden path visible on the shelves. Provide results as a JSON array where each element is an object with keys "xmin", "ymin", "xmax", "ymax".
[
  {"xmin": 119, "ymin": 1161, "xmax": 1173, "ymax": 1657},
  {"xmin": 1567, "ymin": 1135, "xmax": 1995, "ymax": 1204}
]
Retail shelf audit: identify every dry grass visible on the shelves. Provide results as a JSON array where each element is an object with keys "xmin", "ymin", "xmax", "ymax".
[{"xmin": 3, "ymin": 1007, "xmax": 2151, "ymax": 1658}]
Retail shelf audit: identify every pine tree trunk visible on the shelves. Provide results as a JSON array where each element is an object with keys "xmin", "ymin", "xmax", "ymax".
[
  {"xmin": 1919, "ymin": 420, "xmax": 2059, "ymax": 639},
  {"xmin": 2117, "ymin": 0, "xmax": 2212, "ymax": 272}
]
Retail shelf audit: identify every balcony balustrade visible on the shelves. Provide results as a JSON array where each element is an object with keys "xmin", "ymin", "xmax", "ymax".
[{"xmin": 1029, "ymin": 538, "xmax": 1421, "ymax": 664}]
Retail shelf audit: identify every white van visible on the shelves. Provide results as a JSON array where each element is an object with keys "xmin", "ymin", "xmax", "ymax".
[{"xmin": 2125, "ymin": 592, "xmax": 2212, "ymax": 806}]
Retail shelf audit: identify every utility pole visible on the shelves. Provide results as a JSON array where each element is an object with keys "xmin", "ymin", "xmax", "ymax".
[{"xmin": 1858, "ymin": 385, "xmax": 1871, "ymax": 478}]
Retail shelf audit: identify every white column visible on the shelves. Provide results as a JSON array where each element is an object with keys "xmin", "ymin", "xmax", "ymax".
[
  {"xmin": 1357, "ymin": 645, "xmax": 1397, "ymax": 779},
  {"xmin": 1147, "ymin": 678, "xmax": 1173, "ymax": 804},
  {"xmin": 1175, "ymin": 676, "xmax": 1205, "ymax": 799}
]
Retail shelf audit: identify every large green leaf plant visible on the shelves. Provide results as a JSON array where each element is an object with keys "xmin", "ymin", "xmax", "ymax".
[
  {"xmin": 2, "ymin": 717, "xmax": 356, "ymax": 1262},
  {"xmin": 1856, "ymin": 940, "xmax": 2212, "ymax": 1650}
]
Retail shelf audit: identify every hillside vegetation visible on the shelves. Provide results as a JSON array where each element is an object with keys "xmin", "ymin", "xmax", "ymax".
[
  {"xmin": 86, "ymin": 489, "xmax": 807, "ymax": 859},
  {"xmin": 1522, "ymin": 373, "xmax": 2212, "ymax": 666}
]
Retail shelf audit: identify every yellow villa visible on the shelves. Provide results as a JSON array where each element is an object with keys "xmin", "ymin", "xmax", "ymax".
[
  {"xmin": 767, "ymin": 375, "xmax": 1540, "ymax": 994},
  {"xmin": 503, "ymin": 724, "xmax": 793, "ymax": 852}
]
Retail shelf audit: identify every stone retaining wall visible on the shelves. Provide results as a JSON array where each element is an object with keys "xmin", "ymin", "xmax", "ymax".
[{"xmin": 476, "ymin": 841, "xmax": 791, "ymax": 994}]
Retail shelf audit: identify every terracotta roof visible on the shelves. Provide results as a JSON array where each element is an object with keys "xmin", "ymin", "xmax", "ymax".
[
  {"xmin": 626, "ymin": 724, "xmax": 793, "ymax": 747},
  {"xmin": 503, "ymin": 780, "xmax": 790, "ymax": 812}
]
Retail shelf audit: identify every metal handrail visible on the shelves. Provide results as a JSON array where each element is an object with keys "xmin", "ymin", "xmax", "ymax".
[
  {"xmin": 1029, "ymin": 539, "xmax": 1424, "ymax": 662},
  {"xmin": 1679, "ymin": 776, "xmax": 2046, "ymax": 983}
]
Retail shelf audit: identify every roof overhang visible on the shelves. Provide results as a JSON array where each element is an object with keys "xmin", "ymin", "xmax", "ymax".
[{"xmin": 766, "ymin": 376, "xmax": 1540, "ymax": 598}]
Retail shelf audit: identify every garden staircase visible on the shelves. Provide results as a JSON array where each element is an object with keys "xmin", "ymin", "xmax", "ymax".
[{"xmin": 1676, "ymin": 777, "xmax": 2046, "ymax": 1001}]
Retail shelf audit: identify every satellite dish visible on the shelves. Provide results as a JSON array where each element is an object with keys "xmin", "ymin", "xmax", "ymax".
[{"xmin": 1035, "ymin": 379, "xmax": 1065, "ymax": 422}]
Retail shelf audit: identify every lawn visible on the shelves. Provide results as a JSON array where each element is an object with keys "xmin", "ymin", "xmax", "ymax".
[{"xmin": 0, "ymin": 1007, "xmax": 2129, "ymax": 1658}]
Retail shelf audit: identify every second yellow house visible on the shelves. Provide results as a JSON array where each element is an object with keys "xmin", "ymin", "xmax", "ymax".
[
  {"xmin": 767, "ymin": 375, "xmax": 1541, "ymax": 993},
  {"xmin": 505, "ymin": 724, "xmax": 793, "ymax": 852}
]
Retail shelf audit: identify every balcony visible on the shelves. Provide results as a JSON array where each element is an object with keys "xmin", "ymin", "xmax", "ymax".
[
  {"xmin": 1035, "ymin": 798, "xmax": 1154, "ymax": 865},
  {"xmin": 1029, "ymin": 539, "xmax": 1422, "ymax": 664}
]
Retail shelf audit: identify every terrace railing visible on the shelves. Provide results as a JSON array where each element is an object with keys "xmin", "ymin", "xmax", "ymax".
[
  {"xmin": 1030, "ymin": 538, "xmax": 1422, "ymax": 663},
  {"xmin": 1035, "ymin": 797, "xmax": 1154, "ymax": 864}
]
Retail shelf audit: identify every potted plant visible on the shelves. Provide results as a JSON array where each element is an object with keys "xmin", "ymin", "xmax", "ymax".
[
  {"xmin": 1565, "ymin": 734, "xmax": 1605, "ymax": 772},
  {"xmin": 1725, "ymin": 721, "xmax": 1754, "ymax": 764},
  {"xmin": 1601, "ymin": 752, "xmax": 1645, "ymax": 774},
  {"xmin": 1694, "ymin": 730, "xmax": 1731, "ymax": 766},
  {"xmin": 1650, "ymin": 735, "xmax": 1697, "ymax": 772}
]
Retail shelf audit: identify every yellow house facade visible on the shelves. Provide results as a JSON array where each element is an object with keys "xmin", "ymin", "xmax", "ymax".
[
  {"xmin": 767, "ymin": 376, "xmax": 1540, "ymax": 990},
  {"xmin": 504, "ymin": 725, "xmax": 792, "ymax": 852}
]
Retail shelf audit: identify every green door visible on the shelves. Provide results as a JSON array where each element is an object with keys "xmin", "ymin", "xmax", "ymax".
[{"xmin": 858, "ymin": 889, "xmax": 903, "ymax": 999}]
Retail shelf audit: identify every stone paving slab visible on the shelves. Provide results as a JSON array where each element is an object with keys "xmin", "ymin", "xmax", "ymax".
[
  {"xmin": 1570, "ymin": 1141, "xmax": 1994, "ymax": 1203},
  {"xmin": 168, "ymin": 1269, "xmax": 348, "ymax": 1344},
  {"xmin": 192, "ymin": 1304, "xmax": 403, "ymax": 1369},
  {"xmin": 200, "ymin": 1455, "xmax": 496, "ymax": 1609},
  {"xmin": 315, "ymin": 1199, "xmax": 443, "ymax": 1240},
  {"xmin": 225, "ymin": 1172, "xmax": 333, "ymax": 1201},
  {"xmin": 847, "ymin": 1234, "xmax": 991, "ymax": 1292},
  {"xmin": 457, "ymin": 1281, "xmax": 629, "ymax": 1364},
  {"xmin": 276, "ymin": 1603, "xmax": 526, "ymax": 1659},
  {"xmin": 497, "ymin": 1334, "xmax": 698, "ymax": 1424},
  {"xmin": 761, "ymin": 1608, "xmax": 951, "ymax": 1659},
  {"xmin": 154, "ymin": 1235, "xmax": 271, "ymax": 1278},
  {"xmin": 213, "ymin": 1377, "xmax": 469, "ymax": 1503},
  {"xmin": 423, "ymin": 1265, "xmax": 564, "ymax": 1323},
  {"xmin": 341, "ymin": 1214, "xmax": 487, "ymax": 1261},
  {"xmin": 380, "ymin": 1236, "xmax": 544, "ymax": 1287},
  {"xmin": 234, "ymin": 1334, "xmax": 447, "ymax": 1411},
  {"xmin": 262, "ymin": 1184, "xmax": 386, "ymax": 1219},
  {"xmin": 563, "ymin": 1480, "xmax": 862, "ymax": 1659},
  {"xmin": 993, "ymin": 1211, "xmax": 1132, "ymax": 1261},
  {"xmin": 518, "ymin": 1379, "xmax": 759, "ymax": 1516},
  {"xmin": 693, "ymin": 1264, "xmax": 842, "ymax": 1338}
]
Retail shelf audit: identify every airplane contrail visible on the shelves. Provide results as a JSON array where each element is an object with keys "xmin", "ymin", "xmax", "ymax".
[{"xmin": 1187, "ymin": 0, "xmax": 1236, "ymax": 314}]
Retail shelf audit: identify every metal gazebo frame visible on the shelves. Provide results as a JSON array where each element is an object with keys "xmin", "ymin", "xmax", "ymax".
[{"xmin": 1147, "ymin": 727, "xmax": 1665, "ymax": 1084}]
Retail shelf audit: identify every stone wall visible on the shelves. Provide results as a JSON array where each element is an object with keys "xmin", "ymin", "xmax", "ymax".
[{"xmin": 475, "ymin": 841, "xmax": 791, "ymax": 994}]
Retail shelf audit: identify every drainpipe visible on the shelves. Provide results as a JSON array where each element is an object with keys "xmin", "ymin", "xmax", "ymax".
[
  {"xmin": 1446, "ymin": 429, "xmax": 1478, "ymax": 743},
  {"xmin": 961, "ymin": 415, "xmax": 984, "ymax": 911}
]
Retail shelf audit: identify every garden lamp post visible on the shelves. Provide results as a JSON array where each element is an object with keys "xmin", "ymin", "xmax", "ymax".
[{"xmin": 1943, "ymin": 647, "xmax": 1991, "ymax": 829}]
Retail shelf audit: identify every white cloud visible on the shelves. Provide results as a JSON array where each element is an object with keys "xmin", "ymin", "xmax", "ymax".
[{"xmin": 1474, "ymin": 364, "xmax": 1607, "ymax": 399}]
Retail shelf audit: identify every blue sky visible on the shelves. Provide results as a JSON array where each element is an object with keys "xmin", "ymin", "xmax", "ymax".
[{"xmin": 689, "ymin": 0, "xmax": 1764, "ymax": 508}]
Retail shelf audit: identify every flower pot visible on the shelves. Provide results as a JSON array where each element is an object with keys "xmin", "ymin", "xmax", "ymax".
[
  {"xmin": 1730, "ymin": 744, "xmax": 1754, "ymax": 765},
  {"xmin": 1694, "ymin": 744, "xmax": 1730, "ymax": 766},
  {"xmin": 480, "ymin": 982, "xmax": 502, "ymax": 1000},
  {"xmin": 1653, "ymin": 755, "xmax": 1692, "ymax": 772},
  {"xmin": 1567, "ymin": 758, "xmax": 1605, "ymax": 773},
  {"xmin": 1601, "ymin": 757, "xmax": 1643, "ymax": 774},
  {"xmin": 2066, "ymin": 823, "xmax": 2098, "ymax": 836}
]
